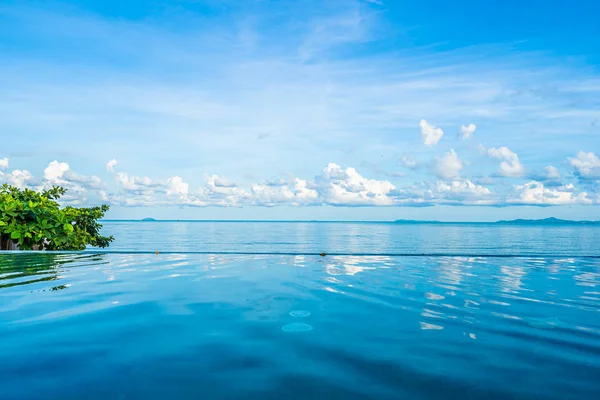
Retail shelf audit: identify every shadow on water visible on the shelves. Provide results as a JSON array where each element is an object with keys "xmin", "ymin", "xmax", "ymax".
[{"xmin": 0, "ymin": 253, "xmax": 106, "ymax": 291}]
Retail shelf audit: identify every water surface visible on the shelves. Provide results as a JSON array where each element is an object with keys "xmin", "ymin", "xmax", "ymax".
[
  {"xmin": 1, "ymin": 223, "xmax": 600, "ymax": 399},
  {"xmin": 99, "ymin": 221, "xmax": 600, "ymax": 256}
]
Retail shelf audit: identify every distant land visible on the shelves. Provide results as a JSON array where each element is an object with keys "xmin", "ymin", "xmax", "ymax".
[
  {"xmin": 97, "ymin": 217, "xmax": 600, "ymax": 225},
  {"xmin": 394, "ymin": 217, "xmax": 600, "ymax": 225},
  {"xmin": 496, "ymin": 217, "xmax": 600, "ymax": 225}
]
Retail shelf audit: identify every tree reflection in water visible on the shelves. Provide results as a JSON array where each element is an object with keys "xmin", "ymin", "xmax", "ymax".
[{"xmin": 0, "ymin": 253, "xmax": 104, "ymax": 292}]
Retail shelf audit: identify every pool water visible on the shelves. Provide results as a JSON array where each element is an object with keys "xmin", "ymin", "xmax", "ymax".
[{"xmin": 1, "ymin": 222, "xmax": 600, "ymax": 399}]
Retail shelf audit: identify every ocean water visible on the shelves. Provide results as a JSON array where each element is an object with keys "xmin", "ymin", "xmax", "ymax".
[
  {"xmin": 98, "ymin": 221, "xmax": 600, "ymax": 256},
  {"xmin": 1, "ymin": 222, "xmax": 599, "ymax": 399}
]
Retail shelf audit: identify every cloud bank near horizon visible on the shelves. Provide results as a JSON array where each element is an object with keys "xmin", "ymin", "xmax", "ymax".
[{"xmin": 2, "ymin": 128, "xmax": 598, "ymax": 208}]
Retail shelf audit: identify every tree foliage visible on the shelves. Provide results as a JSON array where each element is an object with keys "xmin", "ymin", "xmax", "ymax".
[{"xmin": 0, "ymin": 184, "xmax": 114, "ymax": 251}]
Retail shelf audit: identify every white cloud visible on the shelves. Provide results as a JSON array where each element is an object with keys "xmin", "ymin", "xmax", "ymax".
[
  {"xmin": 114, "ymin": 172, "xmax": 155, "ymax": 191},
  {"xmin": 401, "ymin": 154, "xmax": 417, "ymax": 169},
  {"xmin": 104, "ymin": 161, "xmax": 248, "ymax": 207},
  {"xmin": 66, "ymin": 173, "xmax": 104, "ymax": 190},
  {"xmin": 0, "ymin": 158, "xmax": 8, "ymax": 170},
  {"xmin": 105, "ymin": 159, "xmax": 170, "ymax": 207},
  {"xmin": 569, "ymin": 151, "xmax": 600, "ymax": 179},
  {"xmin": 206, "ymin": 175, "xmax": 237, "ymax": 189},
  {"xmin": 419, "ymin": 119, "xmax": 444, "ymax": 146},
  {"xmin": 460, "ymin": 123, "xmax": 476, "ymax": 140},
  {"xmin": 44, "ymin": 160, "xmax": 70, "ymax": 183},
  {"xmin": 99, "ymin": 191, "xmax": 158, "ymax": 207},
  {"xmin": 42, "ymin": 160, "xmax": 103, "ymax": 189},
  {"xmin": 0, "ymin": 169, "xmax": 34, "ymax": 189},
  {"xmin": 433, "ymin": 179, "xmax": 494, "ymax": 205},
  {"xmin": 317, "ymin": 163, "xmax": 395, "ymax": 206},
  {"xmin": 486, "ymin": 146, "xmax": 525, "ymax": 177},
  {"xmin": 38, "ymin": 160, "xmax": 106, "ymax": 205},
  {"xmin": 106, "ymin": 159, "xmax": 118, "ymax": 172},
  {"xmin": 252, "ymin": 178, "xmax": 318, "ymax": 206},
  {"xmin": 4, "ymin": 157, "xmax": 600, "ymax": 209},
  {"xmin": 198, "ymin": 175, "xmax": 250, "ymax": 207},
  {"xmin": 434, "ymin": 149, "xmax": 462, "ymax": 179},
  {"xmin": 436, "ymin": 179, "xmax": 491, "ymax": 197},
  {"xmin": 510, "ymin": 181, "xmax": 592, "ymax": 205},
  {"xmin": 166, "ymin": 176, "xmax": 189, "ymax": 197},
  {"xmin": 107, "ymin": 161, "xmax": 159, "ymax": 192},
  {"xmin": 544, "ymin": 165, "xmax": 560, "ymax": 180}
]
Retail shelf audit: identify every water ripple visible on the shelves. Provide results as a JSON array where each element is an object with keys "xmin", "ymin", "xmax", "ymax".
[{"xmin": 1, "ymin": 253, "xmax": 600, "ymax": 399}]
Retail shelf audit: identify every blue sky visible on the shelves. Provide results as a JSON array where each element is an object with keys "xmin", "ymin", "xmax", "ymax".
[{"xmin": 1, "ymin": 0, "xmax": 599, "ymax": 221}]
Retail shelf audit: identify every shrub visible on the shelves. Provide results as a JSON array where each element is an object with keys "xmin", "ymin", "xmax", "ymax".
[{"xmin": 0, "ymin": 184, "xmax": 114, "ymax": 251}]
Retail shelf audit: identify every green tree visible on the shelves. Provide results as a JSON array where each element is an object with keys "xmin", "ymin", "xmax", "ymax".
[{"xmin": 0, "ymin": 184, "xmax": 114, "ymax": 251}]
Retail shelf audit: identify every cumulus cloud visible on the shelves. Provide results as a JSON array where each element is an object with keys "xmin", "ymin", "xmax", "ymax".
[
  {"xmin": 207, "ymin": 175, "xmax": 238, "ymax": 188},
  {"xmin": 569, "ymin": 151, "xmax": 600, "ymax": 179},
  {"xmin": 433, "ymin": 149, "xmax": 462, "ymax": 179},
  {"xmin": 44, "ymin": 160, "xmax": 70, "ymax": 183},
  {"xmin": 106, "ymin": 159, "xmax": 118, "ymax": 172},
  {"xmin": 3, "ymin": 156, "xmax": 600, "ymax": 208},
  {"xmin": 460, "ymin": 124, "xmax": 476, "ymax": 140},
  {"xmin": 436, "ymin": 179, "xmax": 491, "ymax": 197},
  {"xmin": 104, "ymin": 159, "xmax": 176, "ymax": 207},
  {"xmin": 485, "ymin": 146, "xmax": 525, "ymax": 177},
  {"xmin": 113, "ymin": 173, "xmax": 154, "ymax": 191},
  {"xmin": 0, "ymin": 158, "xmax": 8, "ymax": 170},
  {"xmin": 166, "ymin": 176, "xmax": 189, "ymax": 197},
  {"xmin": 0, "ymin": 158, "xmax": 103, "ymax": 199},
  {"xmin": 316, "ymin": 163, "xmax": 395, "ymax": 206},
  {"xmin": 198, "ymin": 175, "xmax": 250, "ymax": 206},
  {"xmin": 252, "ymin": 178, "xmax": 319, "ymax": 206},
  {"xmin": 38, "ymin": 160, "xmax": 106, "ymax": 204},
  {"xmin": 0, "ymin": 169, "xmax": 34, "ymax": 189},
  {"xmin": 66, "ymin": 173, "xmax": 104, "ymax": 190},
  {"xmin": 434, "ymin": 179, "xmax": 494, "ymax": 205},
  {"xmin": 419, "ymin": 119, "xmax": 443, "ymax": 146},
  {"xmin": 544, "ymin": 165, "xmax": 560, "ymax": 180},
  {"xmin": 107, "ymin": 160, "xmax": 161, "ymax": 192},
  {"xmin": 102, "ymin": 160, "xmax": 249, "ymax": 207},
  {"xmin": 509, "ymin": 181, "xmax": 592, "ymax": 205}
]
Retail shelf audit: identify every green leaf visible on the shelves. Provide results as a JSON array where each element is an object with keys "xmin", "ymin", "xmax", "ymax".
[{"xmin": 1, "ymin": 184, "xmax": 113, "ymax": 251}]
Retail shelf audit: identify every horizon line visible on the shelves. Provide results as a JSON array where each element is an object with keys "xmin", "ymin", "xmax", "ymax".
[{"xmin": 99, "ymin": 217, "xmax": 600, "ymax": 224}]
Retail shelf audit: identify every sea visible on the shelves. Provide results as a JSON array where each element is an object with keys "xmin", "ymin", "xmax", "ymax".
[{"xmin": 1, "ymin": 221, "xmax": 600, "ymax": 399}]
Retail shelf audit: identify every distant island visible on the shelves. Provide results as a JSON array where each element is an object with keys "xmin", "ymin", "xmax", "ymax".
[
  {"xmin": 495, "ymin": 217, "xmax": 600, "ymax": 225},
  {"xmin": 98, "ymin": 217, "xmax": 600, "ymax": 225},
  {"xmin": 394, "ymin": 217, "xmax": 600, "ymax": 226}
]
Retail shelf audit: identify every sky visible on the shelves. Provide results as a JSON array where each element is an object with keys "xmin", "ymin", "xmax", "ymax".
[{"xmin": 1, "ymin": 0, "xmax": 599, "ymax": 221}]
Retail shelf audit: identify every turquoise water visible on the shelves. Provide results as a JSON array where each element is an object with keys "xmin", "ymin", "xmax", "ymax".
[
  {"xmin": 98, "ymin": 221, "xmax": 600, "ymax": 256},
  {"xmin": 1, "ymin": 222, "xmax": 600, "ymax": 399}
]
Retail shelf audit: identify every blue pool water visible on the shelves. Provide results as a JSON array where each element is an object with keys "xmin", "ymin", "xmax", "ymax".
[{"xmin": 1, "ymin": 222, "xmax": 600, "ymax": 399}]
